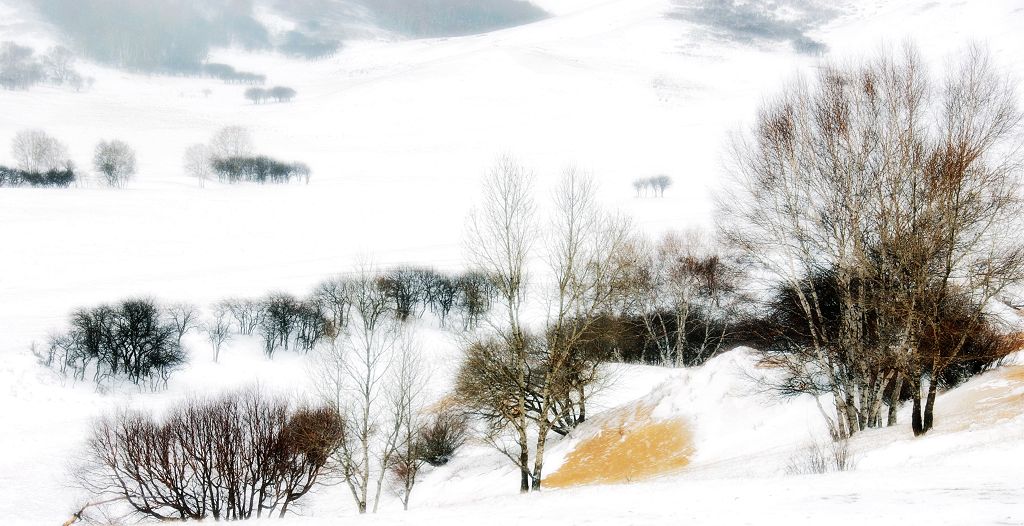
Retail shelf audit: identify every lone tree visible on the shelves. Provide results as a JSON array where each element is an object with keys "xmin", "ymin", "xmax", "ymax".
[
  {"xmin": 11, "ymin": 129, "xmax": 69, "ymax": 172},
  {"xmin": 244, "ymin": 87, "xmax": 267, "ymax": 104},
  {"xmin": 719, "ymin": 44, "xmax": 1024, "ymax": 437},
  {"xmin": 183, "ymin": 143, "xmax": 212, "ymax": 186},
  {"xmin": 209, "ymin": 125, "xmax": 254, "ymax": 160},
  {"xmin": 269, "ymin": 86, "xmax": 297, "ymax": 102},
  {"xmin": 93, "ymin": 140, "xmax": 137, "ymax": 187}
]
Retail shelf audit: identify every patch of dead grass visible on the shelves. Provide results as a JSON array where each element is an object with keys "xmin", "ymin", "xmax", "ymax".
[{"xmin": 544, "ymin": 404, "xmax": 693, "ymax": 488}]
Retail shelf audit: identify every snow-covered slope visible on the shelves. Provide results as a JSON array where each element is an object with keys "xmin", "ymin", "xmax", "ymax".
[{"xmin": 2, "ymin": 0, "xmax": 1024, "ymax": 524}]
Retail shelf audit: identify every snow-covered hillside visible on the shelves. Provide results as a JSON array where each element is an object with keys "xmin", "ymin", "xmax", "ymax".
[{"xmin": 2, "ymin": 0, "xmax": 1024, "ymax": 524}]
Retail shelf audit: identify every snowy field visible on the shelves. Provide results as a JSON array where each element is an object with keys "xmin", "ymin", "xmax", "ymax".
[{"xmin": 2, "ymin": 0, "xmax": 1024, "ymax": 524}]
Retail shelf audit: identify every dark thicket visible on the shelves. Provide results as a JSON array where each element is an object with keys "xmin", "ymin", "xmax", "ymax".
[
  {"xmin": 416, "ymin": 405, "xmax": 469, "ymax": 466},
  {"xmin": 0, "ymin": 166, "xmax": 76, "ymax": 187},
  {"xmin": 752, "ymin": 267, "xmax": 1020, "ymax": 421},
  {"xmin": 79, "ymin": 389, "xmax": 344, "ymax": 521},
  {"xmin": 259, "ymin": 293, "xmax": 333, "ymax": 357},
  {"xmin": 569, "ymin": 310, "xmax": 736, "ymax": 367},
  {"xmin": 40, "ymin": 299, "xmax": 186, "ymax": 389},
  {"xmin": 377, "ymin": 267, "xmax": 497, "ymax": 326},
  {"xmin": 212, "ymin": 156, "xmax": 311, "ymax": 184}
]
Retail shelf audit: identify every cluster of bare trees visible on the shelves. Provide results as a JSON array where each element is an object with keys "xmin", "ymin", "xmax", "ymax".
[
  {"xmin": 2, "ymin": 130, "xmax": 138, "ymax": 188},
  {"xmin": 608, "ymin": 230, "xmax": 748, "ymax": 367},
  {"xmin": 245, "ymin": 86, "xmax": 297, "ymax": 104},
  {"xmin": 632, "ymin": 174, "xmax": 673, "ymax": 197},
  {"xmin": 78, "ymin": 389, "xmax": 343, "ymax": 521},
  {"xmin": 37, "ymin": 298, "xmax": 187, "ymax": 390},
  {"xmin": 719, "ymin": 45, "xmax": 1024, "ymax": 437},
  {"xmin": 183, "ymin": 126, "xmax": 312, "ymax": 185},
  {"xmin": 309, "ymin": 266, "xmax": 467, "ymax": 513},
  {"xmin": 0, "ymin": 41, "xmax": 88, "ymax": 91}
]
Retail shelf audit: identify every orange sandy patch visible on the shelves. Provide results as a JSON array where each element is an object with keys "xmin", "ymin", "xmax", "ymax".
[
  {"xmin": 544, "ymin": 404, "xmax": 693, "ymax": 488},
  {"xmin": 1005, "ymin": 366, "xmax": 1024, "ymax": 383},
  {"xmin": 941, "ymin": 365, "xmax": 1024, "ymax": 432}
]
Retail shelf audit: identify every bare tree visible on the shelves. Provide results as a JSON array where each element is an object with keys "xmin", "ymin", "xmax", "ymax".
[
  {"xmin": 165, "ymin": 302, "xmax": 199, "ymax": 344},
  {"xmin": 524, "ymin": 168, "xmax": 634, "ymax": 488},
  {"xmin": 458, "ymin": 161, "xmax": 634, "ymax": 491},
  {"xmin": 652, "ymin": 174, "xmax": 672, "ymax": 196},
  {"xmin": 209, "ymin": 125, "xmax": 254, "ymax": 160},
  {"xmin": 312, "ymin": 267, "xmax": 404, "ymax": 514},
  {"xmin": 269, "ymin": 86, "xmax": 297, "ymax": 102},
  {"xmin": 204, "ymin": 306, "xmax": 232, "ymax": 362},
  {"xmin": 93, "ymin": 139, "xmax": 137, "ymax": 187},
  {"xmin": 183, "ymin": 143, "xmax": 212, "ymax": 186},
  {"xmin": 385, "ymin": 338, "xmax": 428, "ymax": 511},
  {"xmin": 462, "ymin": 154, "xmax": 536, "ymax": 493},
  {"xmin": 11, "ymin": 129, "xmax": 70, "ymax": 172},
  {"xmin": 245, "ymin": 87, "xmax": 267, "ymax": 104}
]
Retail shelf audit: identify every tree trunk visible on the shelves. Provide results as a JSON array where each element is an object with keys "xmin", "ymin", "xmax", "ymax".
[
  {"xmin": 887, "ymin": 373, "xmax": 902, "ymax": 427},
  {"xmin": 923, "ymin": 373, "xmax": 939, "ymax": 433},
  {"xmin": 532, "ymin": 422, "xmax": 550, "ymax": 491},
  {"xmin": 911, "ymin": 374, "xmax": 924, "ymax": 436},
  {"xmin": 518, "ymin": 425, "xmax": 530, "ymax": 493}
]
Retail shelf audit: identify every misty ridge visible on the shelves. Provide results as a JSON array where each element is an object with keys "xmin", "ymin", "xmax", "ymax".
[
  {"xmin": 27, "ymin": 0, "xmax": 548, "ymax": 73},
  {"xmin": 671, "ymin": 0, "xmax": 838, "ymax": 54}
]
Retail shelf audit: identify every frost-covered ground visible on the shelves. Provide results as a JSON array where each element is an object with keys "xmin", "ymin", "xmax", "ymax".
[{"xmin": 2, "ymin": 0, "xmax": 1024, "ymax": 524}]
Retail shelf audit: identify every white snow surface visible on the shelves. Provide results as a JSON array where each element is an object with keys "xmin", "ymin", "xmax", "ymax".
[{"xmin": 2, "ymin": 0, "xmax": 1024, "ymax": 524}]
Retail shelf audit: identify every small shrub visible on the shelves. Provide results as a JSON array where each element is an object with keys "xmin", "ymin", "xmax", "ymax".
[
  {"xmin": 786, "ymin": 437, "xmax": 856, "ymax": 475},
  {"xmin": 93, "ymin": 139, "xmax": 137, "ymax": 187},
  {"xmin": 0, "ymin": 165, "xmax": 76, "ymax": 187},
  {"xmin": 417, "ymin": 405, "xmax": 469, "ymax": 466}
]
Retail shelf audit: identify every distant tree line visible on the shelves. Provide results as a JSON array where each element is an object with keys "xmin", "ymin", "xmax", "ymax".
[
  {"xmin": 203, "ymin": 62, "xmax": 266, "ymax": 85},
  {"xmin": 353, "ymin": 0, "xmax": 547, "ymax": 38},
  {"xmin": 30, "ymin": 0, "xmax": 271, "ymax": 72},
  {"xmin": 0, "ymin": 41, "xmax": 89, "ymax": 91},
  {"xmin": 184, "ymin": 126, "xmax": 312, "ymax": 185},
  {"xmin": 245, "ymin": 86, "xmax": 297, "ymax": 104},
  {"xmin": 279, "ymin": 30, "xmax": 341, "ymax": 60},
  {"xmin": 632, "ymin": 174, "xmax": 672, "ymax": 197}
]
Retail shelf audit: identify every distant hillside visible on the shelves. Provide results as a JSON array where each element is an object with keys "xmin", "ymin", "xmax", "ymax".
[{"xmin": 24, "ymin": 0, "xmax": 547, "ymax": 72}]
